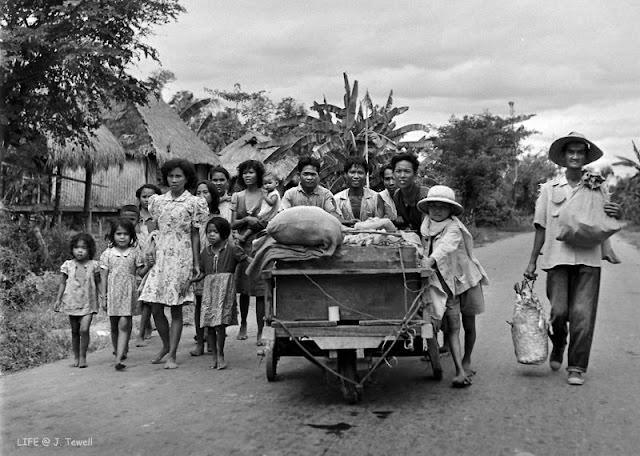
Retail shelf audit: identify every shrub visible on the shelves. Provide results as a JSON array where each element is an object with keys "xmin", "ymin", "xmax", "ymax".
[{"xmin": 0, "ymin": 271, "xmax": 109, "ymax": 373}]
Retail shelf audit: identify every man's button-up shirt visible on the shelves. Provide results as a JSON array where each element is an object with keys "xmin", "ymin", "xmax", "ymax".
[{"xmin": 281, "ymin": 184, "xmax": 338, "ymax": 216}]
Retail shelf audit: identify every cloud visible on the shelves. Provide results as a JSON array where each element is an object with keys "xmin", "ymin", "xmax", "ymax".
[{"xmin": 133, "ymin": 0, "xmax": 640, "ymax": 171}]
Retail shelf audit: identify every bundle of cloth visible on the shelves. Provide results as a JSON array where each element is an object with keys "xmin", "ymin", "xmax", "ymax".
[{"xmin": 246, "ymin": 207, "xmax": 344, "ymax": 281}]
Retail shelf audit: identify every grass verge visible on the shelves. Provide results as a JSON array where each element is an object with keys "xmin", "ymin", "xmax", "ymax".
[{"xmin": 1, "ymin": 272, "xmax": 111, "ymax": 374}]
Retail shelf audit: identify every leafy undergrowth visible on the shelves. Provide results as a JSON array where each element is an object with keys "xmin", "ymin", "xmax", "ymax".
[{"xmin": 1, "ymin": 270, "xmax": 110, "ymax": 374}]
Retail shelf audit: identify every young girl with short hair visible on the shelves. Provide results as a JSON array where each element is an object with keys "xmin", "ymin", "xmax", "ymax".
[
  {"xmin": 134, "ymin": 185, "xmax": 161, "ymax": 347},
  {"xmin": 193, "ymin": 217, "xmax": 248, "ymax": 369},
  {"xmin": 54, "ymin": 233, "xmax": 100, "ymax": 368},
  {"xmin": 99, "ymin": 218, "xmax": 149, "ymax": 370}
]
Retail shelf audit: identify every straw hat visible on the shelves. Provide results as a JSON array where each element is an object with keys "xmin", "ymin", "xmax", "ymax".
[
  {"xmin": 548, "ymin": 132, "xmax": 603, "ymax": 167},
  {"xmin": 417, "ymin": 185, "xmax": 463, "ymax": 216}
]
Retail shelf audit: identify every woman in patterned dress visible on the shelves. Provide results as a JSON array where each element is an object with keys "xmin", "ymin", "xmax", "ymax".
[{"xmin": 138, "ymin": 159, "xmax": 209, "ymax": 369}]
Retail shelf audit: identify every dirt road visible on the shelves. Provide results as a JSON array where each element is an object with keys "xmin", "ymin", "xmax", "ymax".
[{"xmin": 2, "ymin": 232, "xmax": 640, "ymax": 456}]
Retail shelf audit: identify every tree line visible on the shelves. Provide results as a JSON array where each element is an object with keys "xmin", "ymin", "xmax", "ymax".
[{"xmin": 3, "ymin": 0, "xmax": 636, "ymax": 228}]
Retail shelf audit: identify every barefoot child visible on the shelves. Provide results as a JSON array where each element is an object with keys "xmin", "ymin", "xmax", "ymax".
[
  {"xmin": 193, "ymin": 217, "xmax": 247, "ymax": 369},
  {"xmin": 99, "ymin": 218, "xmax": 149, "ymax": 370},
  {"xmin": 418, "ymin": 186, "xmax": 489, "ymax": 388},
  {"xmin": 53, "ymin": 233, "xmax": 100, "ymax": 368},
  {"xmin": 133, "ymin": 186, "xmax": 161, "ymax": 347}
]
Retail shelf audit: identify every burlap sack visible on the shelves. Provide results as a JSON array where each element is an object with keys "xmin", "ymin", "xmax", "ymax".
[{"xmin": 266, "ymin": 206, "xmax": 343, "ymax": 249}]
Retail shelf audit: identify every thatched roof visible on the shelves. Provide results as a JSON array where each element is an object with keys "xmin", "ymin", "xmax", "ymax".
[
  {"xmin": 48, "ymin": 125, "xmax": 126, "ymax": 170},
  {"xmin": 217, "ymin": 132, "xmax": 279, "ymax": 175},
  {"xmin": 103, "ymin": 97, "xmax": 219, "ymax": 166}
]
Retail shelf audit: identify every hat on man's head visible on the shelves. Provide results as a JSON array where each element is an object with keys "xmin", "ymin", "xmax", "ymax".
[
  {"xmin": 548, "ymin": 132, "xmax": 603, "ymax": 167},
  {"xmin": 417, "ymin": 185, "xmax": 463, "ymax": 216}
]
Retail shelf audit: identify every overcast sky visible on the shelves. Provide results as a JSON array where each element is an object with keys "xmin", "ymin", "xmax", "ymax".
[{"xmin": 135, "ymin": 0, "xmax": 640, "ymax": 170}]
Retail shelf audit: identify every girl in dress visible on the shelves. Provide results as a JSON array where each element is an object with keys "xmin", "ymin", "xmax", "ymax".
[
  {"xmin": 190, "ymin": 180, "xmax": 220, "ymax": 356},
  {"xmin": 193, "ymin": 217, "xmax": 247, "ymax": 369},
  {"xmin": 99, "ymin": 219, "xmax": 148, "ymax": 370},
  {"xmin": 134, "ymin": 184, "xmax": 161, "ymax": 347},
  {"xmin": 54, "ymin": 233, "xmax": 100, "ymax": 368}
]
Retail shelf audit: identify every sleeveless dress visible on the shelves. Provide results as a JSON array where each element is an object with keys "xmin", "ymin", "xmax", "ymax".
[{"xmin": 231, "ymin": 190, "xmax": 265, "ymax": 296}]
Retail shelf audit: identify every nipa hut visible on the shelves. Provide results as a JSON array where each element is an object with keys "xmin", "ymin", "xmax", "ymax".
[
  {"xmin": 57, "ymin": 97, "xmax": 219, "ymax": 212},
  {"xmin": 216, "ymin": 132, "xmax": 279, "ymax": 177}
]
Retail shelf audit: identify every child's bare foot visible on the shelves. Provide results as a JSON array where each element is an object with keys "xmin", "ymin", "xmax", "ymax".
[
  {"xmin": 151, "ymin": 349, "xmax": 169, "ymax": 364},
  {"xmin": 70, "ymin": 359, "xmax": 79, "ymax": 368},
  {"xmin": 451, "ymin": 374, "xmax": 472, "ymax": 388},
  {"xmin": 210, "ymin": 359, "xmax": 218, "ymax": 369},
  {"xmin": 236, "ymin": 325, "xmax": 248, "ymax": 340},
  {"xmin": 462, "ymin": 362, "xmax": 476, "ymax": 377},
  {"xmin": 190, "ymin": 345, "xmax": 204, "ymax": 356},
  {"xmin": 115, "ymin": 363, "xmax": 126, "ymax": 371},
  {"xmin": 217, "ymin": 359, "xmax": 227, "ymax": 370},
  {"xmin": 78, "ymin": 359, "xmax": 88, "ymax": 368},
  {"xmin": 164, "ymin": 359, "xmax": 178, "ymax": 369},
  {"xmin": 135, "ymin": 338, "xmax": 147, "ymax": 347}
]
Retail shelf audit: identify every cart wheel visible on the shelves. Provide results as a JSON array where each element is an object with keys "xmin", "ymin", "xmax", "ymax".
[
  {"xmin": 337, "ymin": 350, "xmax": 361, "ymax": 404},
  {"xmin": 426, "ymin": 337, "xmax": 443, "ymax": 381},
  {"xmin": 266, "ymin": 340, "xmax": 278, "ymax": 382}
]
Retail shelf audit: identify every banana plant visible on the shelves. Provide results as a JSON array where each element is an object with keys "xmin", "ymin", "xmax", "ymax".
[
  {"xmin": 265, "ymin": 73, "xmax": 430, "ymax": 192},
  {"xmin": 612, "ymin": 140, "xmax": 640, "ymax": 174}
]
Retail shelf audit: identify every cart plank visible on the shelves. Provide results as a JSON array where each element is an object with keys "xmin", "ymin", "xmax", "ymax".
[{"xmin": 273, "ymin": 325, "xmax": 405, "ymax": 338}]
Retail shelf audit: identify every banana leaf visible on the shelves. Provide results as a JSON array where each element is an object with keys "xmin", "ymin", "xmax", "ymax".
[
  {"xmin": 179, "ymin": 98, "xmax": 212, "ymax": 121},
  {"xmin": 312, "ymin": 102, "xmax": 345, "ymax": 118},
  {"xmin": 384, "ymin": 90, "xmax": 394, "ymax": 112},
  {"xmin": 388, "ymin": 123, "xmax": 431, "ymax": 139},
  {"xmin": 196, "ymin": 113, "xmax": 213, "ymax": 136}
]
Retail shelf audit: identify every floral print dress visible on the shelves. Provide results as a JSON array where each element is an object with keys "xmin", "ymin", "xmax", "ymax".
[
  {"xmin": 138, "ymin": 190, "xmax": 209, "ymax": 306},
  {"xmin": 100, "ymin": 247, "xmax": 143, "ymax": 316},
  {"xmin": 59, "ymin": 259, "xmax": 100, "ymax": 316}
]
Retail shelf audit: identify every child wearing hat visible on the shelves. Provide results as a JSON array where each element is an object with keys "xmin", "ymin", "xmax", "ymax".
[{"xmin": 418, "ymin": 185, "xmax": 489, "ymax": 388}]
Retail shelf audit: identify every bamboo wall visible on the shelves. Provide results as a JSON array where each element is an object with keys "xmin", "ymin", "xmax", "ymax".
[{"xmin": 58, "ymin": 159, "xmax": 156, "ymax": 210}]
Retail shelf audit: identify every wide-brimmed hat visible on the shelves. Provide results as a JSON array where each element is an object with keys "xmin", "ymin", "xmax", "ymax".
[
  {"xmin": 417, "ymin": 185, "xmax": 463, "ymax": 216},
  {"xmin": 548, "ymin": 132, "xmax": 603, "ymax": 167}
]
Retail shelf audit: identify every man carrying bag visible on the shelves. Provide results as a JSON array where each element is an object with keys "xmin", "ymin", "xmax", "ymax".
[{"xmin": 524, "ymin": 132, "xmax": 622, "ymax": 386}]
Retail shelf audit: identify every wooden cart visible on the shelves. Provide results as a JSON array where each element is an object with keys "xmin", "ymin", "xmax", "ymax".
[{"xmin": 261, "ymin": 244, "xmax": 442, "ymax": 403}]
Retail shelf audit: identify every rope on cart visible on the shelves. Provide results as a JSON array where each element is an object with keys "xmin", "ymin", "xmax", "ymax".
[
  {"xmin": 302, "ymin": 273, "xmax": 383, "ymax": 321},
  {"xmin": 271, "ymin": 287, "xmax": 427, "ymax": 389}
]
